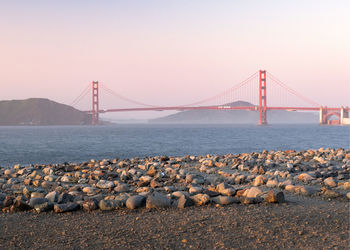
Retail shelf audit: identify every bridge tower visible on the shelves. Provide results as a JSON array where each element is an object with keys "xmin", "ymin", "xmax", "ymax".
[
  {"xmin": 92, "ymin": 81, "xmax": 99, "ymax": 125},
  {"xmin": 258, "ymin": 70, "xmax": 267, "ymax": 125}
]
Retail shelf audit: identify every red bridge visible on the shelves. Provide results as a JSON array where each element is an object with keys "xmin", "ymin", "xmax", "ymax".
[{"xmin": 71, "ymin": 70, "xmax": 349, "ymax": 126}]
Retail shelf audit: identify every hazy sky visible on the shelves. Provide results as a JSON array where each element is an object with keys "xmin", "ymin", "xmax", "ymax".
[{"xmin": 1, "ymin": 0, "xmax": 349, "ymax": 119}]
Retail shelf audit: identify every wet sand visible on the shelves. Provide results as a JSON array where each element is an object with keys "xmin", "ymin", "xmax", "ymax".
[{"xmin": 0, "ymin": 194, "xmax": 348, "ymax": 249}]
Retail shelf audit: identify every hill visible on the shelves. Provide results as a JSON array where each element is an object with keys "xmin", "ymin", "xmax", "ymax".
[
  {"xmin": 150, "ymin": 101, "xmax": 318, "ymax": 124},
  {"xmin": 0, "ymin": 98, "xmax": 91, "ymax": 125}
]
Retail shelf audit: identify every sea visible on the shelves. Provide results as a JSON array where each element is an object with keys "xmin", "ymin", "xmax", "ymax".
[{"xmin": 0, "ymin": 124, "xmax": 349, "ymax": 167}]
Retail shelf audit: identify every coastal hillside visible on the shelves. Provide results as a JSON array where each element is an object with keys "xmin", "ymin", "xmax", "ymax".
[
  {"xmin": 0, "ymin": 98, "xmax": 91, "ymax": 125},
  {"xmin": 150, "ymin": 101, "xmax": 318, "ymax": 124}
]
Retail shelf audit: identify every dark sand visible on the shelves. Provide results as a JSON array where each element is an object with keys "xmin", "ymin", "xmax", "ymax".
[{"xmin": 0, "ymin": 194, "xmax": 348, "ymax": 249}]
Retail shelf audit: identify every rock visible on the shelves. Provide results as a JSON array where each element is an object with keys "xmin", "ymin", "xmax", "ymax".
[
  {"xmin": 172, "ymin": 191, "xmax": 189, "ymax": 199},
  {"xmin": 252, "ymin": 175, "xmax": 266, "ymax": 186},
  {"xmin": 126, "ymin": 195, "xmax": 146, "ymax": 209},
  {"xmin": 114, "ymin": 184, "xmax": 130, "ymax": 193},
  {"xmin": 219, "ymin": 188, "xmax": 236, "ymax": 196},
  {"xmin": 245, "ymin": 187, "xmax": 263, "ymax": 198},
  {"xmin": 191, "ymin": 194, "xmax": 210, "ymax": 206},
  {"xmin": 212, "ymin": 196, "xmax": 240, "ymax": 205},
  {"xmin": 298, "ymin": 173, "xmax": 315, "ymax": 182},
  {"xmin": 83, "ymin": 199, "xmax": 98, "ymax": 211},
  {"xmin": 82, "ymin": 187, "xmax": 96, "ymax": 194},
  {"xmin": 99, "ymin": 199, "xmax": 124, "ymax": 211},
  {"xmin": 146, "ymin": 192, "xmax": 172, "ymax": 209},
  {"xmin": 45, "ymin": 191, "xmax": 59, "ymax": 203},
  {"xmin": 294, "ymin": 186, "xmax": 320, "ymax": 196},
  {"xmin": 285, "ymin": 185, "xmax": 296, "ymax": 192},
  {"xmin": 266, "ymin": 178, "xmax": 278, "ymax": 188},
  {"xmin": 216, "ymin": 182, "xmax": 229, "ymax": 193},
  {"xmin": 29, "ymin": 197, "xmax": 49, "ymax": 208},
  {"xmin": 265, "ymin": 190, "xmax": 285, "ymax": 203},
  {"xmin": 324, "ymin": 177, "xmax": 337, "ymax": 188},
  {"xmin": 346, "ymin": 192, "xmax": 350, "ymax": 200},
  {"xmin": 322, "ymin": 188, "xmax": 340, "ymax": 199},
  {"xmin": 34, "ymin": 202, "xmax": 54, "ymax": 212},
  {"xmin": 54, "ymin": 202, "xmax": 80, "ymax": 213},
  {"xmin": 13, "ymin": 199, "xmax": 32, "ymax": 211},
  {"xmin": 61, "ymin": 176, "xmax": 74, "ymax": 183},
  {"xmin": 57, "ymin": 193, "xmax": 74, "ymax": 204},
  {"xmin": 96, "ymin": 180, "xmax": 115, "ymax": 189},
  {"xmin": 189, "ymin": 186, "xmax": 203, "ymax": 194},
  {"xmin": 243, "ymin": 197, "xmax": 263, "ymax": 204},
  {"xmin": 177, "ymin": 196, "xmax": 194, "ymax": 208},
  {"xmin": 278, "ymin": 180, "xmax": 293, "ymax": 189}
]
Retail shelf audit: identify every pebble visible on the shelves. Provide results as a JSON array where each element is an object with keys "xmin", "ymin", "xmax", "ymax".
[
  {"xmin": 54, "ymin": 202, "xmax": 80, "ymax": 213},
  {"xmin": 126, "ymin": 195, "xmax": 146, "ymax": 210},
  {"xmin": 0, "ymin": 148, "xmax": 348, "ymax": 213}
]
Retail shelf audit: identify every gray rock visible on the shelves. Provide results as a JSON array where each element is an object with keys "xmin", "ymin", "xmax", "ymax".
[
  {"xmin": 212, "ymin": 196, "xmax": 240, "ymax": 205},
  {"xmin": 57, "ymin": 193, "xmax": 74, "ymax": 204},
  {"xmin": 45, "ymin": 191, "xmax": 59, "ymax": 203},
  {"xmin": 126, "ymin": 195, "xmax": 146, "ymax": 209},
  {"xmin": 83, "ymin": 199, "xmax": 98, "ymax": 211},
  {"xmin": 13, "ymin": 199, "xmax": 32, "ymax": 211},
  {"xmin": 29, "ymin": 197, "xmax": 49, "ymax": 208},
  {"xmin": 99, "ymin": 200, "xmax": 118, "ymax": 211},
  {"xmin": 245, "ymin": 187, "xmax": 263, "ymax": 198},
  {"xmin": 146, "ymin": 192, "xmax": 172, "ymax": 209},
  {"xmin": 265, "ymin": 190, "xmax": 285, "ymax": 203},
  {"xmin": 54, "ymin": 202, "xmax": 80, "ymax": 213},
  {"xmin": 177, "ymin": 195, "xmax": 194, "ymax": 208},
  {"xmin": 34, "ymin": 202, "xmax": 54, "ymax": 212},
  {"xmin": 324, "ymin": 177, "xmax": 337, "ymax": 188},
  {"xmin": 96, "ymin": 180, "xmax": 115, "ymax": 189}
]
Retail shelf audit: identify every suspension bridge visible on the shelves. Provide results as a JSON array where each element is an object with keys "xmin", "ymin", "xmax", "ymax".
[{"xmin": 70, "ymin": 70, "xmax": 350, "ymax": 126}]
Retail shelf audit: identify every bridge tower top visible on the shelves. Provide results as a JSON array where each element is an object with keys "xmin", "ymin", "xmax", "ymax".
[{"xmin": 92, "ymin": 81, "xmax": 99, "ymax": 125}]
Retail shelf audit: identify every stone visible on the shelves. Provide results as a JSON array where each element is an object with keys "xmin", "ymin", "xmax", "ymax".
[
  {"xmin": 212, "ymin": 196, "xmax": 240, "ymax": 205},
  {"xmin": 216, "ymin": 182, "xmax": 229, "ymax": 193},
  {"xmin": 266, "ymin": 178, "xmax": 278, "ymax": 188},
  {"xmin": 82, "ymin": 187, "xmax": 96, "ymax": 194},
  {"xmin": 285, "ymin": 185, "xmax": 296, "ymax": 192},
  {"xmin": 146, "ymin": 192, "xmax": 172, "ymax": 209},
  {"xmin": 57, "ymin": 193, "xmax": 74, "ymax": 204},
  {"xmin": 265, "ymin": 190, "xmax": 285, "ymax": 203},
  {"xmin": 245, "ymin": 187, "xmax": 263, "ymax": 198},
  {"xmin": 177, "ymin": 196, "xmax": 194, "ymax": 208},
  {"xmin": 99, "ymin": 199, "xmax": 124, "ymax": 211},
  {"xmin": 324, "ymin": 177, "xmax": 337, "ymax": 188},
  {"xmin": 61, "ymin": 176, "xmax": 74, "ymax": 183},
  {"xmin": 298, "ymin": 173, "xmax": 315, "ymax": 182},
  {"xmin": 34, "ymin": 202, "xmax": 54, "ymax": 212},
  {"xmin": 219, "ymin": 188, "xmax": 236, "ymax": 196},
  {"xmin": 96, "ymin": 180, "xmax": 115, "ymax": 189},
  {"xmin": 54, "ymin": 202, "xmax": 80, "ymax": 213},
  {"xmin": 294, "ymin": 186, "xmax": 320, "ymax": 196},
  {"xmin": 29, "ymin": 197, "xmax": 49, "ymax": 208},
  {"xmin": 191, "ymin": 194, "xmax": 210, "ymax": 206},
  {"xmin": 172, "ymin": 191, "xmax": 189, "ymax": 199},
  {"xmin": 45, "ymin": 191, "xmax": 59, "ymax": 203},
  {"xmin": 189, "ymin": 186, "xmax": 203, "ymax": 194},
  {"xmin": 126, "ymin": 195, "xmax": 146, "ymax": 209},
  {"xmin": 321, "ymin": 188, "xmax": 340, "ymax": 199},
  {"xmin": 252, "ymin": 175, "xmax": 266, "ymax": 186},
  {"xmin": 83, "ymin": 199, "xmax": 99, "ymax": 211},
  {"xmin": 13, "ymin": 199, "xmax": 32, "ymax": 211},
  {"xmin": 346, "ymin": 192, "xmax": 350, "ymax": 200},
  {"xmin": 114, "ymin": 184, "xmax": 130, "ymax": 193},
  {"xmin": 243, "ymin": 197, "xmax": 263, "ymax": 204}
]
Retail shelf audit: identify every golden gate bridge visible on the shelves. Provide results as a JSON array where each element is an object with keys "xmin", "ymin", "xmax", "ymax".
[{"xmin": 70, "ymin": 70, "xmax": 350, "ymax": 126}]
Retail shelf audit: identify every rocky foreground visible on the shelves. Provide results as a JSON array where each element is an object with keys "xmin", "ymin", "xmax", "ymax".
[{"xmin": 1, "ymin": 148, "xmax": 349, "ymax": 213}]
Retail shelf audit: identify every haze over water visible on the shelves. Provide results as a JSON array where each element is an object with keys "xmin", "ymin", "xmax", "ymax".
[{"xmin": 0, "ymin": 124, "xmax": 349, "ymax": 167}]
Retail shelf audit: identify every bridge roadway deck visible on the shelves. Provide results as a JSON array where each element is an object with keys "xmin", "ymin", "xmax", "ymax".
[{"xmin": 84, "ymin": 106, "xmax": 350, "ymax": 114}]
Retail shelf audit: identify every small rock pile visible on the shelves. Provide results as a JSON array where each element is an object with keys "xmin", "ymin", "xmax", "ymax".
[{"xmin": 0, "ymin": 148, "xmax": 349, "ymax": 213}]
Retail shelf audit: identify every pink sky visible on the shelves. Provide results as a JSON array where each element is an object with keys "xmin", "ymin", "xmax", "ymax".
[{"xmin": 0, "ymin": 1, "xmax": 349, "ymax": 119}]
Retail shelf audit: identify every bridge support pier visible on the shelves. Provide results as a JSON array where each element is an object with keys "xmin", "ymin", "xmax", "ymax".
[
  {"xmin": 258, "ymin": 70, "xmax": 267, "ymax": 125},
  {"xmin": 340, "ymin": 107, "xmax": 350, "ymax": 125},
  {"xmin": 92, "ymin": 81, "xmax": 99, "ymax": 125}
]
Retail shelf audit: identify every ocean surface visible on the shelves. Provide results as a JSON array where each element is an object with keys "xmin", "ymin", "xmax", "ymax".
[{"xmin": 0, "ymin": 124, "xmax": 349, "ymax": 166}]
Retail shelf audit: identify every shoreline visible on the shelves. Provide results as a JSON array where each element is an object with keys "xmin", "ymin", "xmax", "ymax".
[{"xmin": 1, "ymin": 148, "xmax": 349, "ymax": 248}]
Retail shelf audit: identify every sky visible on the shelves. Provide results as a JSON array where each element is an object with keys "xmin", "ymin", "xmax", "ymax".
[{"xmin": 0, "ymin": 0, "xmax": 349, "ymax": 119}]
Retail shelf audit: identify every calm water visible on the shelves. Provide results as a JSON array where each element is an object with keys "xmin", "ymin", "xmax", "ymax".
[{"xmin": 0, "ymin": 124, "xmax": 349, "ymax": 166}]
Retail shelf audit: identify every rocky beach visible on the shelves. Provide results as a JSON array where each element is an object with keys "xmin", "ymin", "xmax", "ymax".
[{"xmin": 1, "ymin": 148, "xmax": 349, "ymax": 248}]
